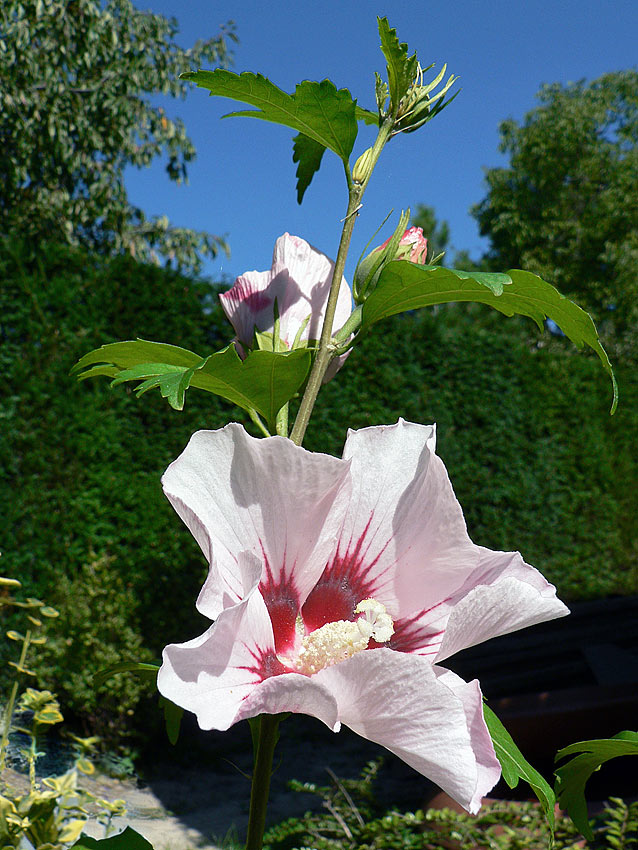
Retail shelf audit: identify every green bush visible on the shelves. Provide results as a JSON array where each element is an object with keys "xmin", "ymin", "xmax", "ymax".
[
  {"xmin": 263, "ymin": 759, "xmax": 638, "ymax": 849},
  {"xmin": 42, "ymin": 552, "xmax": 154, "ymax": 740},
  {"xmin": 1, "ymin": 236, "xmax": 636, "ymax": 736}
]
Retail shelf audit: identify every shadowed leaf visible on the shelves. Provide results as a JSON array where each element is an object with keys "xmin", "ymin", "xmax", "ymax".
[
  {"xmin": 555, "ymin": 732, "xmax": 638, "ymax": 839},
  {"xmin": 484, "ymin": 704, "xmax": 556, "ymax": 836}
]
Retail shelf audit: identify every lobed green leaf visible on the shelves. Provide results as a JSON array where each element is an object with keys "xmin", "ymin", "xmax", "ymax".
[
  {"xmin": 555, "ymin": 732, "xmax": 638, "ymax": 839},
  {"xmin": 484, "ymin": 704, "xmax": 556, "ymax": 835},
  {"xmin": 73, "ymin": 339, "xmax": 313, "ymax": 430},
  {"xmin": 377, "ymin": 16, "xmax": 418, "ymax": 113},
  {"xmin": 362, "ymin": 262, "xmax": 618, "ymax": 412},
  {"xmin": 181, "ymin": 70, "xmax": 359, "ymax": 162}
]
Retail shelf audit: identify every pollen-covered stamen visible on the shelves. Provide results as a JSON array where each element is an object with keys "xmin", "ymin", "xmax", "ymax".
[{"xmin": 288, "ymin": 598, "xmax": 394, "ymax": 676}]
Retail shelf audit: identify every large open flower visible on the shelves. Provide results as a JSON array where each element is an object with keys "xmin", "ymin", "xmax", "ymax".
[
  {"xmin": 220, "ymin": 232, "xmax": 352, "ymax": 351},
  {"xmin": 158, "ymin": 421, "xmax": 568, "ymax": 813}
]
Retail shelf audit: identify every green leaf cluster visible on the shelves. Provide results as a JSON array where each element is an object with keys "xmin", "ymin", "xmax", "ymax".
[
  {"xmin": 0, "ymin": 0, "xmax": 235, "ymax": 272},
  {"xmin": 262, "ymin": 758, "xmax": 586, "ymax": 850},
  {"xmin": 181, "ymin": 17, "xmax": 455, "ymax": 202},
  {"xmin": 473, "ymin": 70, "xmax": 638, "ymax": 353},
  {"xmin": 73, "ymin": 340, "xmax": 311, "ymax": 432},
  {"xmin": 181, "ymin": 69, "xmax": 363, "ymax": 203}
]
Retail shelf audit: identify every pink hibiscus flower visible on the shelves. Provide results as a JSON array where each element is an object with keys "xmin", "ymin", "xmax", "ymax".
[
  {"xmin": 219, "ymin": 233, "xmax": 352, "ymax": 351},
  {"xmin": 158, "ymin": 420, "xmax": 568, "ymax": 813}
]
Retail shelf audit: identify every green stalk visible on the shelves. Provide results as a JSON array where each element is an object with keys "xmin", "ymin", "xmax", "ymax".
[
  {"xmin": 0, "ymin": 629, "xmax": 32, "ymax": 773},
  {"xmin": 244, "ymin": 714, "xmax": 281, "ymax": 850},
  {"xmin": 289, "ymin": 117, "xmax": 394, "ymax": 447}
]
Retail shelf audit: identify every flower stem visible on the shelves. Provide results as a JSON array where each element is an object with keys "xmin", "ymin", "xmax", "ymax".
[
  {"xmin": 289, "ymin": 118, "xmax": 394, "ymax": 447},
  {"xmin": 245, "ymin": 714, "xmax": 281, "ymax": 850}
]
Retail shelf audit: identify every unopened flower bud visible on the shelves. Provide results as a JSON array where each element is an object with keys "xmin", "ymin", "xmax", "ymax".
[
  {"xmin": 378, "ymin": 226, "xmax": 428, "ymax": 264},
  {"xmin": 352, "ymin": 147, "xmax": 375, "ymax": 184}
]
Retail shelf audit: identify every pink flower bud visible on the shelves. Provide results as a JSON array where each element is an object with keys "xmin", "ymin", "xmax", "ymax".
[{"xmin": 379, "ymin": 226, "xmax": 428, "ymax": 264}]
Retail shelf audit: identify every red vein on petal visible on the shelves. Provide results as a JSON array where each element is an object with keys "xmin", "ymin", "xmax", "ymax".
[
  {"xmin": 258, "ymin": 548, "xmax": 301, "ymax": 655},
  {"xmin": 238, "ymin": 642, "xmax": 291, "ymax": 683},
  {"xmin": 302, "ymin": 515, "xmax": 392, "ymax": 631}
]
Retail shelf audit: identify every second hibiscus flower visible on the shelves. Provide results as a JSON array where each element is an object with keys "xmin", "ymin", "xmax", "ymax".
[{"xmin": 220, "ymin": 232, "xmax": 352, "ymax": 361}]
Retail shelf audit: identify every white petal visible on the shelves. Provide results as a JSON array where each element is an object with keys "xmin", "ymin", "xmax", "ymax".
[
  {"xmin": 159, "ymin": 552, "xmax": 340, "ymax": 732},
  {"xmin": 236, "ymin": 672, "xmax": 340, "ymax": 732},
  {"xmin": 158, "ymin": 553, "xmax": 274, "ymax": 730},
  {"xmin": 219, "ymin": 270, "xmax": 275, "ymax": 345},
  {"xmin": 272, "ymin": 233, "xmax": 352, "ymax": 345},
  {"xmin": 162, "ymin": 424, "xmax": 351, "ymax": 621},
  {"xmin": 435, "ymin": 547, "xmax": 569, "ymax": 663},
  {"xmin": 334, "ymin": 420, "xmax": 478, "ymax": 617},
  {"xmin": 316, "ymin": 649, "xmax": 500, "ymax": 813}
]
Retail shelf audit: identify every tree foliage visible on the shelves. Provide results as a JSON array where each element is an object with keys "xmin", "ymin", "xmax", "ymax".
[
  {"xmin": 411, "ymin": 204, "xmax": 451, "ymax": 260},
  {"xmin": 472, "ymin": 71, "xmax": 638, "ymax": 352},
  {"xmin": 0, "ymin": 0, "xmax": 235, "ymax": 272}
]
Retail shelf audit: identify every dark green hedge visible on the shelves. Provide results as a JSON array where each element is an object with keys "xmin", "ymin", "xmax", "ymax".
[{"xmin": 1, "ymin": 239, "xmax": 635, "ymax": 736}]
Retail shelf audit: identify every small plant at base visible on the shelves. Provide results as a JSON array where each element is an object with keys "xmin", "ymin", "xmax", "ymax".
[{"xmin": 1, "ymin": 576, "xmax": 127, "ymax": 849}]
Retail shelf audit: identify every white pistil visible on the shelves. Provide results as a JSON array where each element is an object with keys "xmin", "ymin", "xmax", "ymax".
[{"xmin": 288, "ymin": 598, "xmax": 394, "ymax": 676}]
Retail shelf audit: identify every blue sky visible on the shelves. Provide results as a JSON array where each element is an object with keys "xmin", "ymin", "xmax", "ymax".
[{"xmin": 126, "ymin": 0, "xmax": 638, "ymax": 284}]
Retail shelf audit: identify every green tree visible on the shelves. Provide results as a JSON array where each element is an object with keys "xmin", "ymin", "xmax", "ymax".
[
  {"xmin": 411, "ymin": 203, "xmax": 450, "ymax": 260},
  {"xmin": 472, "ymin": 71, "xmax": 638, "ymax": 350},
  {"xmin": 0, "ymin": 0, "xmax": 235, "ymax": 272},
  {"xmin": 410, "ymin": 204, "xmax": 485, "ymax": 270}
]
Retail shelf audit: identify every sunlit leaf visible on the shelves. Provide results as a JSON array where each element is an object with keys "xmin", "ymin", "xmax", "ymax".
[
  {"xmin": 181, "ymin": 70, "xmax": 358, "ymax": 162},
  {"xmin": 355, "ymin": 105, "xmax": 378, "ymax": 125},
  {"xmin": 73, "ymin": 339, "xmax": 312, "ymax": 429},
  {"xmin": 110, "ymin": 359, "xmax": 211, "ymax": 411},
  {"xmin": 362, "ymin": 262, "xmax": 618, "ymax": 412},
  {"xmin": 555, "ymin": 731, "xmax": 638, "ymax": 839},
  {"xmin": 484, "ymin": 704, "xmax": 555, "ymax": 835}
]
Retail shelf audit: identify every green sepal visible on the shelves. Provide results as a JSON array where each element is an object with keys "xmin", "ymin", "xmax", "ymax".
[
  {"xmin": 484, "ymin": 704, "xmax": 556, "ymax": 837},
  {"xmin": 555, "ymin": 731, "xmax": 638, "ymax": 839},
  {"xmin": 353, "ymin": 209, "xmax": 411, "ymax": 303},
  {"xmin": 362, "ymin": 262, "xmax": 618, "ymax": 413},
  {"xmin": 71, "ymin": 826, "xmax": 153, "ymax": 848}
]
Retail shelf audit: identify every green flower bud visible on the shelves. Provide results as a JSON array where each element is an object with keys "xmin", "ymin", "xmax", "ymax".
[{"xmin": 352, "ymin": 147, "xmax": 375, "ymax": 184}]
